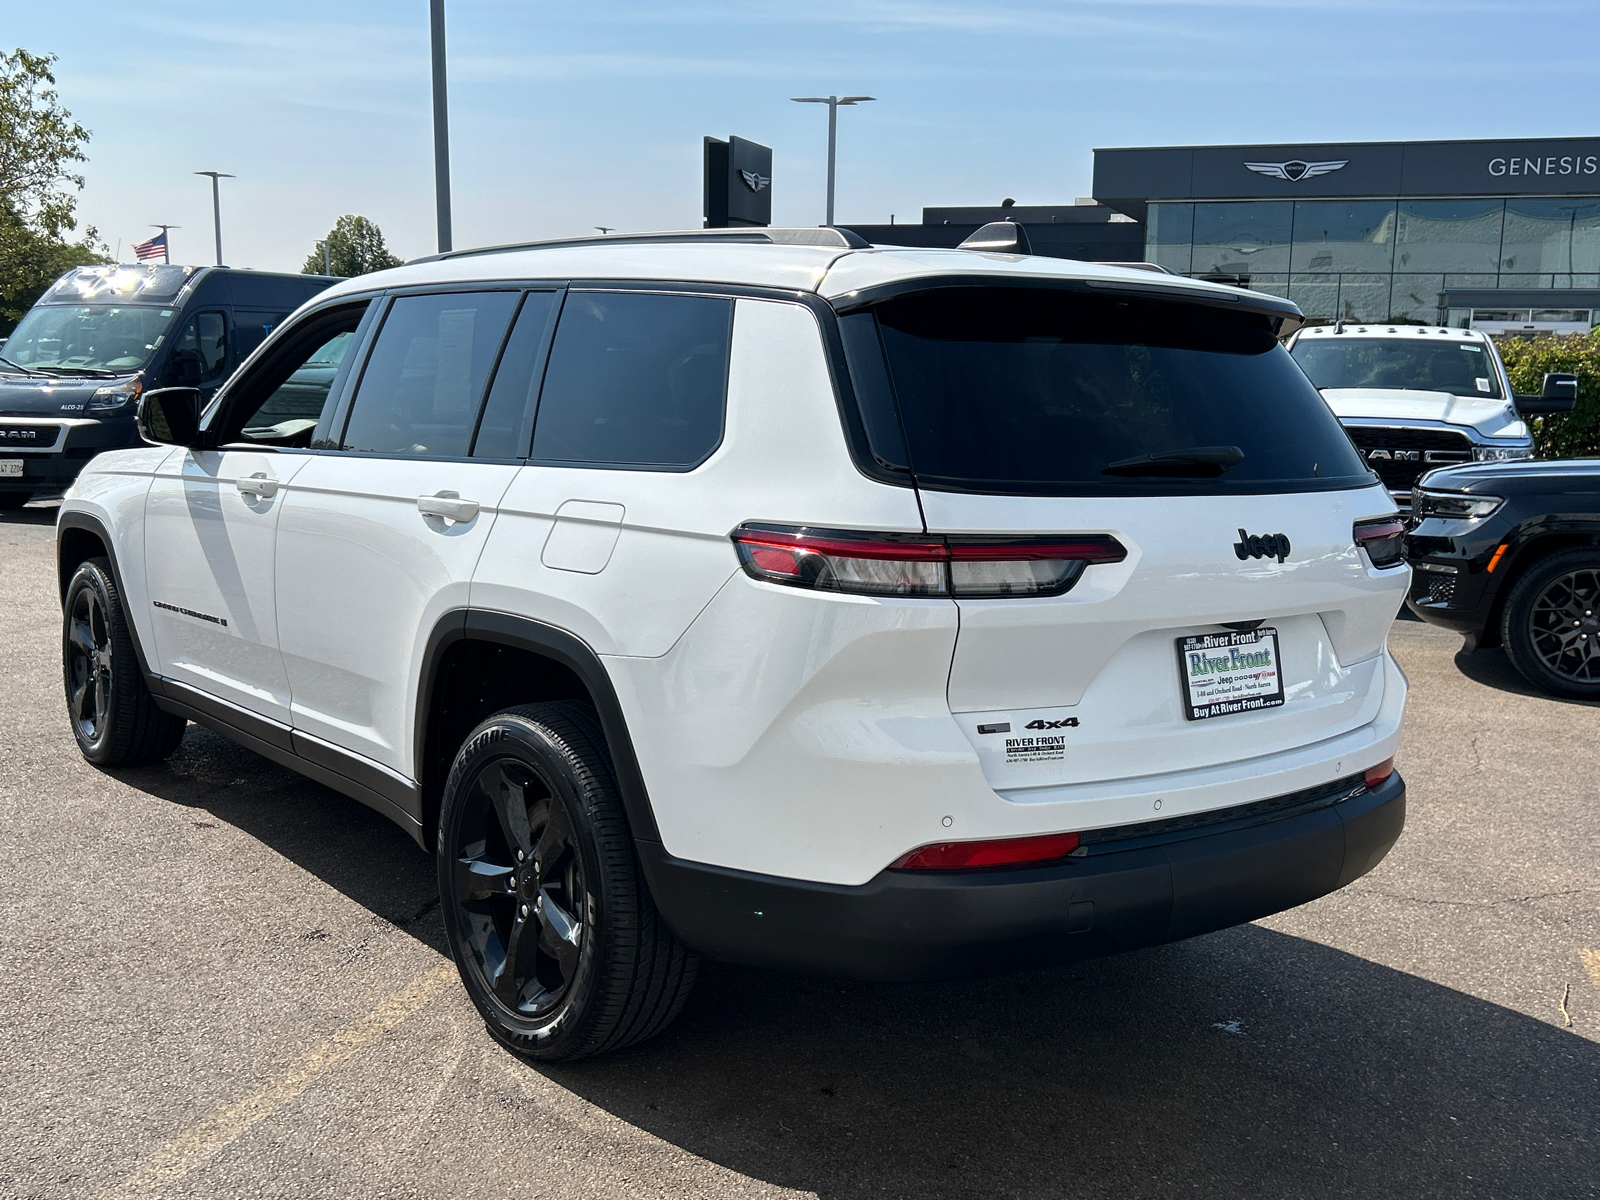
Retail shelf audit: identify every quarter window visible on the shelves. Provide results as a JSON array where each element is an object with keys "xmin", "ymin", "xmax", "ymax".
[
  {"xmin": 341, "ymin": 292, "xmax": 520, "ymax": 457},
  {"xmin": 530, "ymin": 291, "xmax": 731, "ymax": 468}
]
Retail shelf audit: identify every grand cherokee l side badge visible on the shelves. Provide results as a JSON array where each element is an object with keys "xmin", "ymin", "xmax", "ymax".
[{"xmin": 1234, "ymin": 529, "xmax": 1291, "ymax": 563}]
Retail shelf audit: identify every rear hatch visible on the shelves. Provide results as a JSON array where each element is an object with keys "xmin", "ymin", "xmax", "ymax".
[{"xmin": 847, "ymin": 284, "xmax": 1405, "ymax": 794}]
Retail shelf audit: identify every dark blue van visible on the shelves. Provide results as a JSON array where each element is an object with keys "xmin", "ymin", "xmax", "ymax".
[{"xmin": 0, "ymin": 264, "xmax": 336, "ymax": 506}]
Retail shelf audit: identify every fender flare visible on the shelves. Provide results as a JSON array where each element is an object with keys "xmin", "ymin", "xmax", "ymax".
[
  {"xmin": 414, "ymin": 609, "xmax": 664, "ymax": 846},
  {"xmin": 56, "ymin": 509, "xmax": 160, "ymax": 686}
]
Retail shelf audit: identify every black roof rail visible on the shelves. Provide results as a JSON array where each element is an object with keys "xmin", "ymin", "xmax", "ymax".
[{"xmin": 408, "ymin": 226, "xmax": 870, "ymax": 265}]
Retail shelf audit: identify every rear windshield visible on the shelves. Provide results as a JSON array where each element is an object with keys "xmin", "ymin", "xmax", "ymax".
[
  {"xmin": 853, "ymin": 287, "xmax": 1370, "ymax": 496},
  {"xmin": 1290, "ymin": 337, "xmax": 1504, "ymax": 400}
]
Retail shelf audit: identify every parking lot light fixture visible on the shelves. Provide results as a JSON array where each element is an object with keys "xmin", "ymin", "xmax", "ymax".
[
  {"xmin": 791, "ymin": 95, "xmax": 875, "ymax": 226},
  {"xmin": 193, "ymin": 172, "xmax": 234, "ymax": 265}
]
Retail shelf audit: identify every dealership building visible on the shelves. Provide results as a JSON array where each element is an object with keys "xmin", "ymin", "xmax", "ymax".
[{"xmin": 851, "ymin": 136, "xmax": 1600, "ymax": 331}]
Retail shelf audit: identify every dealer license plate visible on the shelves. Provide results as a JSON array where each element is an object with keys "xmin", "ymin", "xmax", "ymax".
[
  {"xmin": 0, "ymin": 460, "xmax": 22, "ymax": 477},
  {"xmin": 1177, "ymin": 627, "xmax": 1285, "ymax": 721}
]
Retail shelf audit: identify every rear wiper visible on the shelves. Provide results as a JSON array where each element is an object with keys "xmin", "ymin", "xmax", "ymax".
[
  {"xmin": 1101, "ymin": 445, "xmax": 1244, "ymax": 478},
  {"xmin": 0, "ymin": 355, "xmax": 57, "ymax": 376}
]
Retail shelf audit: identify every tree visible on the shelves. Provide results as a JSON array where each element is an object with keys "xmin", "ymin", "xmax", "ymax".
[
  {"xmin": 1497, "ymin": 329, "xmax": 1600, "ymax": 459},
  {"xmin": 304, "ymin": 215, "xmax": 404, "ymax": 277},
  {"xmin": 0, "ymin": 49, "xmax": 105, "ymax": 336}
]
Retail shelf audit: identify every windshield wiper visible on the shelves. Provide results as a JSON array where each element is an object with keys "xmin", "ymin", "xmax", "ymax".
[
  {"xmin": 40, "ymin": 365, "xmax": 118, "ymax": 378},
  {"xmin": 1101, "ymin": 445, "xmax": 1245, "ymax": 478},
  {"xmin": 0, "ymin": 354, "xmax": 59, "ymax": 376}
]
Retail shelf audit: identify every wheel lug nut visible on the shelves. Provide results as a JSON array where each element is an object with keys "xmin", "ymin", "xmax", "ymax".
[
  {"xmin": 520, "ymin": 904, "xmax": 529, "ymax": 917},
  {"xmin": 516, "ymin": 850, "xmax": 524, "ymax": 862},
  {"xmin": 508, "ymin": 876, "xmax": 516, "ymax": 888}
]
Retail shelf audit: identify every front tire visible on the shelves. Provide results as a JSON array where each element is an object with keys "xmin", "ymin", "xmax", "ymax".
[
  {"xmin": 1500, "ymin": 548, "xmax": 1600, "ymax": 699},
  {"xmin": 62, "ymin": 558, "xmax": 187, "ymax": 765},
  {"xmin": 437, "ymin": 702, "xmax": 698, "ymax": 1062}
]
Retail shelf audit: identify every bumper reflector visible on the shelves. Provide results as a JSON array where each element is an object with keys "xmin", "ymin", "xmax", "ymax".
[
  {"xmin": 1364, "ymin": 757, "xmax": 1395, "ymax": 789},
  {"xmin": 890, "ymin": 830, "xmax": 1082, "ymax": 871},
  {"xmin": 1486, "ymin": 543, "xmax": 1509, "ymax": 573}
]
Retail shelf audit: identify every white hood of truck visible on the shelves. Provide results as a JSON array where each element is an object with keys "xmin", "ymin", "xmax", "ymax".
[{"xmin": 1320, "ymin": 389, "xmax": 1528, "ymax": 441}]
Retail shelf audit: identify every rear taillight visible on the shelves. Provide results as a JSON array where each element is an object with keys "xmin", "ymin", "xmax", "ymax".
[
  {"xmin": 1354, "ymin": 515, "xmax": 1406, "ymax": 568},
  {"xmin": 730, "ymin": 524, "xmax": 1127, "ymax": 599},
  {"xmin": 891, "ymin": 830, "xmax": 1082, "ymax": 871},
  {"xmin": 1364, "ymin": 757, "xmax": 1395, "ymax": 789}
]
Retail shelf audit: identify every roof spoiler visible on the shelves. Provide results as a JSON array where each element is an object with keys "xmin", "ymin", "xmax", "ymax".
[{"xmin": 958, "ymin": 221, "xmax": 1032, "ymax": 255}]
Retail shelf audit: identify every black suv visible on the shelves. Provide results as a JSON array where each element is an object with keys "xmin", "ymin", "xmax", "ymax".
[
  {"xmin": 1407, "ymin": 457, "xmax": 1600, "ymax": 697},
  {"xmin": 0, "ymin": 264, "xmax": 334, "ymax": 507}
]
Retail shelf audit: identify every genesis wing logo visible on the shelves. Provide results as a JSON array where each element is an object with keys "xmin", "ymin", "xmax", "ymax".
[
  {"xmin": 739, "ymin": 168, "xmax": 770, "ymax": 193},
  {"xmin": 1243, "ymin": 159, "xmax": 1348, "ymax": 182}
]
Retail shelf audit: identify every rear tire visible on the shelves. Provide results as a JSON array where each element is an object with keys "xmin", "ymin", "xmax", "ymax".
[
  {"xmin": 0, "ymin": 492, "xmax": 31, "ymax": 510},
  {"xmin": 1500, "ymin": 548, "xmax": 1600, "ymax": 700},
  {"xmin": 62, "ymin": 558, "xmax": 187, "ymax": 765},
  {"xmin": 437, "ymin": 701, "xmax": 698, "ymax": 1062}
]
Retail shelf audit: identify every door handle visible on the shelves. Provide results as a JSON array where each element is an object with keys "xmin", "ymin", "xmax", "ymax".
[
  {"xmin": 237, "ymin": 472, "xmax": 279, "ymax": 499},
  {"xmin": 417, "ymin": 491, "xmax": 479, "ymax": 523}
]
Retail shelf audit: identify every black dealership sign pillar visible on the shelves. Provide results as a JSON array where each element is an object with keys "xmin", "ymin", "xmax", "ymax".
[{"xmin": 704, "ymin": 136, "xmax": 773, "ymax": 228}]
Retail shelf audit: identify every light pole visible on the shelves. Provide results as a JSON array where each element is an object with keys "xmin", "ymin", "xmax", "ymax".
[
  {"xmin": 791, "ymin": 95, "xmax": 874, "ymax": 226},
  {"xmin": 430, "ymin": 0, "xmax": 453, "ymax": 253},
  {"xmin": 193, "ymin": 171, "xmax": 234, "ymax": 265}
]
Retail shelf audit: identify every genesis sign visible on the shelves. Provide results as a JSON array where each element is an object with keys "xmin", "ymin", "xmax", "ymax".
[
  {"xmin": 1094, "ymin": 137, "xmax": 1600, "ymax": 210},
  {"xmin": 1488, "ymin": 153, "xmax": 1600, "ymax": 178}
]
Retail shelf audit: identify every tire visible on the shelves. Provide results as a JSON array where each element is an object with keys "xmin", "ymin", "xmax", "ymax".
[
  {"xmin": 62, "ymin": 558, "xmax": 188, "ymax": 766},
  {"xmin": 1500, "ymin": 548, "xmax": 1600, "ymax": 700},
  {"xmin": 437, "ymin": 702, "xmax": 698, "ymax": 1062},
  {"xmin": 0, "ymin": 492, "xmax": 31, "ymax": 510}
]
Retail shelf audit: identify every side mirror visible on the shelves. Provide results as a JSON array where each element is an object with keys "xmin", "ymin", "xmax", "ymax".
[
  {"xmin": 137, "ymin": 387, "xmax": 202, "ymax": 446},
  {"xmin": 1515, "ymin": 372, "xmax": 1579, "ymax": 416}
]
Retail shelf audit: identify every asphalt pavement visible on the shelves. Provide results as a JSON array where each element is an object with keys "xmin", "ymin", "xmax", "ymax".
[{"xmin": 2, "ymin": 502, "xmax": 1597, "ymax": 1200}]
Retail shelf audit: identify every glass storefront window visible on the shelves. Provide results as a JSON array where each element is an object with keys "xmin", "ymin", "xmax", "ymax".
[
  {"xmin": 1395, "ymin": 200, "xmax": 1504, "ymax": 273},
  {"xmin": 1241, "ymin": 273, "xmax": 1289, "ymax": 300},
  {"xmin": 1501, "ymin": 198, "xmax": 1600, "ymax": 275},
  {"xmin": 1192, "ymin": 201, "xmax": 1292, "ymax": 277},
  {"xmin": 1144, "ymin": 202, "xmax": 1193, "ymax": 274},
  {"xmin": 1289, "ymin": 274, "xmax": 1390, "ymax": 322},
  {"xmin": 1289, "ymin": 201, "xmax": 1397, "ymax": 273},
  {"xmin": 1389, "ymin": 275, "xmax": 1444, "ymax": 324}
]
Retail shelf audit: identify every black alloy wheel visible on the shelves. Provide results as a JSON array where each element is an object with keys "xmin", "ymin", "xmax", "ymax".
[
  {"xmin": 437, "ymin": 702, "xmax": 698, "ymax": 1062},
  {"xmin": 1502, "ymin": 549, "xmax": 1600, "ymax": 700},
  {"xmin": 453, "ymin": 758, "xmax": 588, "ymax": 1020},
  {"xmin": 61, "ymin": 558, "xmax": 187, "ymax": 765},
  {"xmin": 65, "ymin": 579, "xmax": 114, "ymax": 747}
]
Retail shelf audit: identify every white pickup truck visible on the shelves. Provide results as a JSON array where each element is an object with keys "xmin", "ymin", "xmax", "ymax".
[{"xmin": 1286, "ymin": 323, "xmax": 1576, "ymax": 505}]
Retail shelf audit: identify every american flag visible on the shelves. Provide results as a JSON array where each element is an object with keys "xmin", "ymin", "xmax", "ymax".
[{"xmin": 132, "ymin": 232, "xmax": 167, "ymax": 262}]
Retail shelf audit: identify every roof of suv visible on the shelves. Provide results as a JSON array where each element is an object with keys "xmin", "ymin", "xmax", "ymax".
[
  {"xmin": 1293, "ymin": 323, "xmax": 1487, "ymax": 343},
  {"xmin": 313, "ymin": 229, "xmax": 1296, "ymax": 319}
]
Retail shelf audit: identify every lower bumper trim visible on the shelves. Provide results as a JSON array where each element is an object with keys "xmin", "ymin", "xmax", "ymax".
[{"xmin": 637, "ymin": 772, "xmax": 1405, "ymax": 981}]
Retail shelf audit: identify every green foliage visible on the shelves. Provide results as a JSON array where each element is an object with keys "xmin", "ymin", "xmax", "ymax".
[
  {"xmin": 0, "ymin": 48, "xmax": 105, "ymax": 336},
  {"xmin": 0, "ymin": 206, "xmax": 107, "ymax": 334},
  {"xmin": 1496, "ymin": 329, "xmax": 1600, "ymax": 459},
  {"xmin": 304, "ymin": 215, "xmax": 404, "ymax": 277}
]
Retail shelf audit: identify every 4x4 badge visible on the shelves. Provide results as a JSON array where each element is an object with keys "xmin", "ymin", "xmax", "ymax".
[{"xmin": 1234, "ymin": 528, "xmax": 1291, "ymax": 563}]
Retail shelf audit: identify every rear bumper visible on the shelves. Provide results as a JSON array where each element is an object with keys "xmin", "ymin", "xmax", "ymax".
[{"xmin": 638, "ymin": 770, "xmax": 1404, "ymax": 980}]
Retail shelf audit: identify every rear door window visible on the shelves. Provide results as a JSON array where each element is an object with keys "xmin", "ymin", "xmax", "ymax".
[
  {"xmin": 471, "ymin": 290, "xmax": 560, "ymax": 459},
  {"xmin": 341, "ymin": 291, "xmax": 520, "ymax": 458},
  {"xmin": 863, "ymin": 288, "xmax": 1370, "ymax": 496},
  {"xmin": 530, "ymin": 291, "xmax": 732, "ymax": 468}
]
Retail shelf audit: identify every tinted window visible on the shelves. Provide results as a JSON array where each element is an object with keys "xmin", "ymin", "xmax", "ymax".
[
  {"xmin": 869, "ymin": 288, "xmax": 1369, "ymax": 496},
  {"xmin": 167, "ymin": 311, "xmax": 227, "ymax": 383},
  {"xmin": 1291, "ymin": 337, "xmax": 1503, "ymax": 400},
  {"xmin": 239, "ymin": 332, "xmax": 356, "ymax": 443},
  {"xmin": 472, "ymin": 291, "xmax": 560, "ymax": 458},
  {"xmin": 342, "ymin": 292, "xmax": 519, "ymax": 457},
  {"xmin": 531, "ymin": 291, "xmax": 731, "ymax": 467}
]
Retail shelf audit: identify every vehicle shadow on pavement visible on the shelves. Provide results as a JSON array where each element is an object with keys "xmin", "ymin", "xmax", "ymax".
[
  {"xmin": 110, "ymin": 724, "xmax": 447, "ymax": 954},
  {"xmin": 543, "ymin": 928, "xmax": 1599, "ymax": 1200},
  {"xmin": 0, "ymin": 503, "xmax": 60, "ymax": 527},
  {"xmin": 1453, "ymin": 643, "xmax": 1600, "ymax": 707}
]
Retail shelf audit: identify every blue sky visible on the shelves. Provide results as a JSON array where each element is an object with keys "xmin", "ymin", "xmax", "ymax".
[{"xmin": 11, "ymin": 0, "xmax": 1600, "ymax": 271}]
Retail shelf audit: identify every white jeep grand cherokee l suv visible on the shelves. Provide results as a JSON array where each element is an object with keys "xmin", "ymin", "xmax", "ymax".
[{"xmin": 57, "ymin": 227, "xmax": 1410, "ymax": 1061}]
